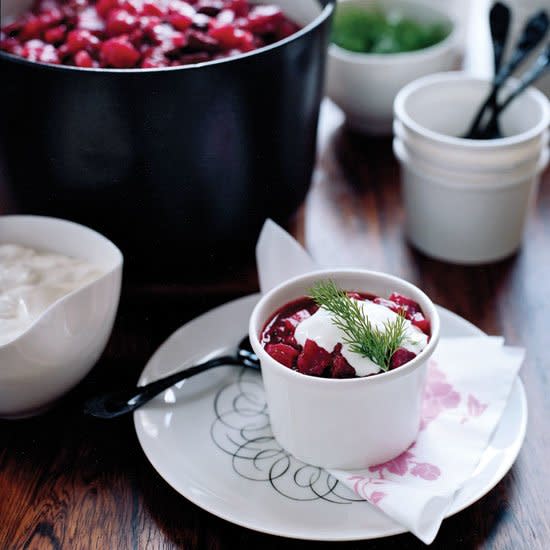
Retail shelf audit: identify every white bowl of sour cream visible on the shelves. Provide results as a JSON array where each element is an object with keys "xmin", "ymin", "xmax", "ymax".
[
  {"xmin": 249, "ymin": 269, "xmax": 440, "ymax": 470},
  {"xmin": 0, "ymin": 215, "xmax": 122, "ymax": 418}
]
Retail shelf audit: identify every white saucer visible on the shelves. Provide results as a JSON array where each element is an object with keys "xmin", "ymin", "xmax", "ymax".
[{"xmin": 134, "ymin": 294, "xmax": 527, "ymax": 541}]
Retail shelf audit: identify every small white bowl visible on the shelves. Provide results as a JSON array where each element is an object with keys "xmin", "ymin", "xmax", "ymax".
[
  {"xmin": 0, "ymin": 215, "xmax": 123, "ymax": 418},
  {"xmin": 249, "ymin": 269, "xmax": 440, "ymax": 470},
  {"xmin": 393, "ymin": 72, "xmax": 550, "ymax": 264},
  {"xmin": 326, "ymin": 0, "xmax": 460, "ymax": 135}
]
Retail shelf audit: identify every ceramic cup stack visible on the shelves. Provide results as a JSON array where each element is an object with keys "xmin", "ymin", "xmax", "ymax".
[{"xmin": 393, "ymin": 71, "xmax": 550, "ymax": 264}]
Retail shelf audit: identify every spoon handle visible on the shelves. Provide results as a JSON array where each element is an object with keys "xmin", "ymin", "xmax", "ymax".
[
  {"xmin": 465, "ymin": 10, "xmax": 549, "ymax": 138},
  {"xmin": 83, "ymin": 355, "xmax": 241, "ymax": 419},
  {"xmin": 491, "ymin": 2, "xmax": 511, "ymax": 74},
  {"xmin": 485, "ymin": 3, "xmax": 511, "ymax": 140},
  {"xmin": 494, "ymin": 10, "xmax": 549, "ymax": 85},
  {"xmin": 501, "ymin": 44, "xmax": 550, "ymax": 109},
  {"xmin": 482, "ymin": 44, "xmax": 550, "ymax": 136}
]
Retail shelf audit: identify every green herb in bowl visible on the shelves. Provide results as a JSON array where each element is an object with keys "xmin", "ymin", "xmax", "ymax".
[{"xmin": 332, "ymin": 4, "xmax": 450, "ymax": 54}]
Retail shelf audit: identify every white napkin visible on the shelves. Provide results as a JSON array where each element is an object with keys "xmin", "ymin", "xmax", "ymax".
[
  {"xmin": 256, "ymin": 220, "xmax": 525, "ymax": 545},
  {"xmin": 256, "ymin": 219, "xmax": 317, "ymax": 292}
]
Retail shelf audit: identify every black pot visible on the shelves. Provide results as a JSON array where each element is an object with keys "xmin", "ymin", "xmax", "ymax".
[{"xmin": 0, "ymin": 1, "xmax": 334, "ymax": 281}]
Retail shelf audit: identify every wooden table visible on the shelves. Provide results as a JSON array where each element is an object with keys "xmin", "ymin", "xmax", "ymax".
[{"xmin": 1, "ymin": 100, "xmax": 549, "ymax": 550}]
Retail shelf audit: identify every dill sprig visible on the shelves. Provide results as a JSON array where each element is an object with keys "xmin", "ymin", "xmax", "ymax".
[{"xmin": 309, "ymin": 280, "xmax": 408, "ymax": 371}]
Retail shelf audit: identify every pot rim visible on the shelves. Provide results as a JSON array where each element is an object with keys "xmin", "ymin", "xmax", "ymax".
[{"xmin": 0, "ymin": 1, "xmax": 334, "ymax": 74}]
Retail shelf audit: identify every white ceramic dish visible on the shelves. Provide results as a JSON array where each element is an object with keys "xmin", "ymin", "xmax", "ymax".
[
  {"xmin": 326, "ymin": 0, "xmax": 460, "ymax": 135},
  {"xmin": 393, "ymin": 72, "xmax": 550, "ymax": 264},
  {"xmin": 0, "ymin": 215, "xmax": 122, "ymax": 418},
  {"xmin": 249, "ymin": 269, "xmax": 440, "ymax": 469},
  {"xmin": 134, "ymin": 293, "xmax": 527, "ymax": 541}
]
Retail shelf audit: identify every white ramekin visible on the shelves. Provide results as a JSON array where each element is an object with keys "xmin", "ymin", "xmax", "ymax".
[
  {"xmin": 0, "ymin": 215, "xmax": 123, "ymax": 418},
  {"xmin": 249, "ymin": 269, "xmax": 440, "ymax": 470},
  {"xmin": 393, "ymin": 71, "xmax": 550, "ymax": 264},
  {"xmin": 326, "ymin": 0, "xmax": 460, "ymax": 135}
]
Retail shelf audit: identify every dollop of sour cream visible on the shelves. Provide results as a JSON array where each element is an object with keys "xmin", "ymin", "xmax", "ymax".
[
  {"xmin": 0, "ymin": 244, "xmax": 105, "ymax": 346},
  {"xmin": 294, "ymin": 298, "xmax": 428, "ymax": 376}
]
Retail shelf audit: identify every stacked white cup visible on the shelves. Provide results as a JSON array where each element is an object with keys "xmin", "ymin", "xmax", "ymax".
[{"xmin": 393, "ymin": 71, "xmax": 550, "ymax": 264}]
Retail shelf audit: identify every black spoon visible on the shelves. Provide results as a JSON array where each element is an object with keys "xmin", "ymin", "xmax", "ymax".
[
  {"xmin": 83, "ymin": 337, "xmax": 260, "ymax": 419},
  {"xmin": 479, "ymin": 43, "xmax": 550, "ymax": 139},
  {"xmin": 464, "ymin": 9, "xmax": 549, "ymax": 139},
  {"xmin": 486, "ymin": 2, "xmax": 511, "ymax": 138},
  {"xmin": 491, "ymin": 1, "xmax": 512, "ymax": 74}
]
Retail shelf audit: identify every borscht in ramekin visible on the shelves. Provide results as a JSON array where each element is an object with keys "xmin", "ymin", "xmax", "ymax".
[
  {"xmin": 249, "ymin": 270, "xmax": 440, "ymax": 468},
  {"xmin": 261, "ymin": 281, "xmax": 431, "ymax": 379}
]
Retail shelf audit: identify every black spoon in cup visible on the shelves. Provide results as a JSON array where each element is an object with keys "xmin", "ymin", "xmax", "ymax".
[
  {"xmin": 464, "ymin": 8, "xmax": 549, "ymax": 139},
  {"xmin": 478, "ymin": 43, "xmax": 550, "ymax": 139},
  {"xmin": 485, "ymin": 2, "xmax": 511, "ymax": 138},
  {"xmin": 490, "ymin": 2, "xmax": 511, "ymax": 73},
  {"xmin": 83, "ymin": 337, "xmax": 260, "ymax": 419}
]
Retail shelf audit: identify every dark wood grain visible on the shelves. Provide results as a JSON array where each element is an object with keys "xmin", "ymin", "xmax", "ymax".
[{"xmin": 1, "ymin": 101, "xmax": 549, "ymax": 550}]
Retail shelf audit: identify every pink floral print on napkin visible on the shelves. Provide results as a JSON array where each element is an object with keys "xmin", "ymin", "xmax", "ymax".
[
  {"xmin": 348, "ymin": 475, "xmax": 387, "ymax": 505},
  {"xmin": 368, "ymin": 445, "xmax": 442, "ymax": 481},
  {"xmin": 345, "ymin": 358, "xmax": 492, "ymax": 506},
  {"xmin": 347, "ymin": 446, "xmax": 441, "ymax": 504},
  {"xmin": 420, "ymin": 361, "xmax": 461, "ymax": 430},
  {"xmin": 369, "ymin": 491, "xmax": 386, "ymax": 505},
  {"xmin": 410, "ymin": 462, "xmax": 441, "ymax": 481},
  {"xmin": 467, "ymin": 394, "xmax": 488, "ymax": 417},
  {"xmin": 461, "ymin": 394, "xmax": 489, "ymax": 424},
  {"xmin": 369, "ymin": 449, "xmax": 415, "ymax": 477}
]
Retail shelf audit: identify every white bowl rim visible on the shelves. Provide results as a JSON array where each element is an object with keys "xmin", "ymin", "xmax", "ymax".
[
  {"xmin": 249, "ymin": 268, "xmax": 440, "ymax": 386},
  {"xmin": 0, "ymin": 1, "xmax": 334, "ymax": 74},
  {"xmin": 392, "ymin": 117, "xmax": 547, "ymax": 154},
  {"xmin": 328, "ymin": 0, "xmax": 458, "ymax": 64},
  {"xmin": 0, "ymin": 214, "xmax": 123, "ymax": 350},
  {"xmin": 394, "ymin": 71, "xmax": 550, "ymax": 148}
]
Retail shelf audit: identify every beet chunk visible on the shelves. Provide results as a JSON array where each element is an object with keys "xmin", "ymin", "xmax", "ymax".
[
  {"xmin": 331, "ymin": 354, "xmax": 356, "ymax": 379},
  {"xmin": 411, "ymin": 312, "xmax": 430, "ymax": 335},
  {"xmin": 389, "ymin": 293, "xmax": 421, "ymax": 314},
  {"xmin": 265, "ymin": 343, "xmax": 299, "ymax": 369},
  {"xmin": 100, "ymin": 36, "xmax": 140, "ymax": 67},
  {"xmin": 390, "ymin": 348, "xmax": 416, "ymax": 369},
  {"xmin": 296, "ymin": 339, "xmax": 331, "ymax": 377}
]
